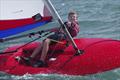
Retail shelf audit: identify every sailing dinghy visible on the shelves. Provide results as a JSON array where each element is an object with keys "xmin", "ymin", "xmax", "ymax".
[{"xmin": 0, "ymin": 0, "xmax": 120, "ymax": 76}]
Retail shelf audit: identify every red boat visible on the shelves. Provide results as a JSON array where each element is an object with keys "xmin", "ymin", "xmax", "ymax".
[
  {"xmin": 0, "ymin": 38, "xmax": 120, "ymax": 76},
  {"xmin": 0, "ymin": 0, "xmax": 120, "ymax": 76}
]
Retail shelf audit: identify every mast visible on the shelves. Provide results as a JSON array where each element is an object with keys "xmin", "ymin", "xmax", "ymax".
[{"xmin": 44, "ymin": 0, "xmax": 82, "ymax": 54}]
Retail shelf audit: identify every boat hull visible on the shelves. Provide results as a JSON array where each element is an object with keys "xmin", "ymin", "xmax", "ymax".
[{"xmin": 0, "ymin": 38, "xmax": 120, "ymax": 76}]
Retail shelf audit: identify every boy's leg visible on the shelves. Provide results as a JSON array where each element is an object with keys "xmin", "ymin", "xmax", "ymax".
[
  {"xmin": 30, "ymin": 44, "xmax": 42, "ymax": 58},
  {"xmin": 40, "ymin": 38, "xmax": 51, "ymax": 62},
  {"xmin": 32, "ymin": 39, "xmax": 51, "ymax": 67}
]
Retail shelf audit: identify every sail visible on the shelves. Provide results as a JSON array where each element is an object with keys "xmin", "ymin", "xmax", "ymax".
[{"xmin": 0, "ymin": 0, "xmax": 52, "ymax": 38}]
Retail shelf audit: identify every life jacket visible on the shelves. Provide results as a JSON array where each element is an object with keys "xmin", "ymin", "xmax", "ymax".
[{"xmin": 64, "ymin": 21, "xmax": 80, "ymax": 37}]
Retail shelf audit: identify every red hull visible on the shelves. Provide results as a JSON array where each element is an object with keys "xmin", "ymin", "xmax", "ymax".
[{"xmin": 0, "ymin": 38, "xmax": 120, "ymax": 76}]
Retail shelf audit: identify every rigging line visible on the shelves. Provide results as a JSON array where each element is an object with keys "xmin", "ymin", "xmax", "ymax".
[
  {"xmin": 0, "ymin": 28, "xmax": 53, "ymax": 43},
  {"xmin": 0, "ymin": 32, "xmax": 36, "ymax": 42},
  {"xmin": 54, "ymin": 39, "xmax": 120, "ymax": 72},
  {"xmin": 0, "ymin": 37, "xmax": 41, "ymax": 54},
  {"xmin": 0, "ymin": 32, "xmax": 51, "ymax": 54},
  {"xmin": 51, "ymin": 53, "xmax": 77, "ymax": 74}
]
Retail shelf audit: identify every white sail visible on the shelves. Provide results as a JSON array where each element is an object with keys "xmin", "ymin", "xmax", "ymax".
[
  {"xmin": 0, "ymin": 0, "xmax": 52, "ymax": 38},
  {"xmin": 0, "ymin": 0, "xmax": 51, "ymax": 20}
]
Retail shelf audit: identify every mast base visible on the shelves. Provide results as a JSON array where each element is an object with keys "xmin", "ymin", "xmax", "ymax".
[{"xmin": 74, "ymin": 49, "xmax": 84, "ymax": 56}]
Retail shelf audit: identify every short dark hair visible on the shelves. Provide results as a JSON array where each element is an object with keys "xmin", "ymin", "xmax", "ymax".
[{"xmin": 68, "ymin": 11, "xmax": 77, "ymax": 16}]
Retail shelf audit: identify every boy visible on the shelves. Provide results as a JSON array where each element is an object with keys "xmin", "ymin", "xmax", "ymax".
[{"xmin": 24, "ymin": 11, "xmax": 80, "ymax": 67}]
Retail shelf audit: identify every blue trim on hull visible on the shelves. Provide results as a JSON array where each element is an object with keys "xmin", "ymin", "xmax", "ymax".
[{"xmin": 0, "ymin": 21, "xmax": 49, "ymax": 38}]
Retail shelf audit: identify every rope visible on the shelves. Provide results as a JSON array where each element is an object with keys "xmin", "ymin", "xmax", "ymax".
[{"xmin": 0, "ymin": 32, "xmax": 51, "ymax": 54}]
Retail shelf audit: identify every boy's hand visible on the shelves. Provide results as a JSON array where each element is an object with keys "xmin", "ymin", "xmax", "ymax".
[{"xmin": 66, "ymin": 22, "xmax": 71, "ymax": 27}]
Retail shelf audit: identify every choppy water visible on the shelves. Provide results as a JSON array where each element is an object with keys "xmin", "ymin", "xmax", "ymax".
[{"xmin": 0, "ymin": 0, "xmax": 120, "ymax": 80}]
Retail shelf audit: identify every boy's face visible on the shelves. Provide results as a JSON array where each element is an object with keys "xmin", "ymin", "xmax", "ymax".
[{"xmin": 68, "ymin": 14, "xmax": 77, "ymax": 22}]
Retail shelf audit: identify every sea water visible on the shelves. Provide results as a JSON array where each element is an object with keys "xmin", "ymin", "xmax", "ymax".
[{"xmin": 0, "ymin": 0, "xmax": 120, "ymax": 80}]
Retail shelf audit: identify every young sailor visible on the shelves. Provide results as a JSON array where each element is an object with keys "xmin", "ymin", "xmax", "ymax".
[{"xmin": 24, "ymin": 11, "xmax": 80, "ymax": 67}]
